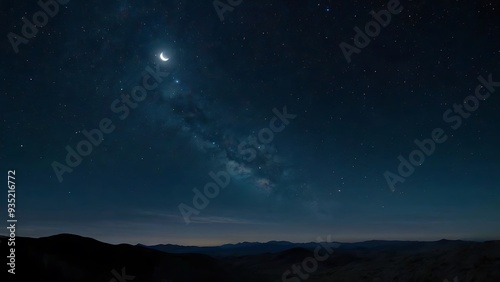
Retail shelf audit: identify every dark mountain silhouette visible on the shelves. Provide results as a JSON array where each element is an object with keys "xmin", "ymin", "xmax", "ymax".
[
  {"xmin": 1, "ymin": 234, "xmax": 232, "ymax": 282},
  {"xmin": 143, "ymin": 240, "xmax": 341, "ymax": 257},
  {"xmin": 2, "ymin": 234, "xmax": 500, "ymax": 282}
]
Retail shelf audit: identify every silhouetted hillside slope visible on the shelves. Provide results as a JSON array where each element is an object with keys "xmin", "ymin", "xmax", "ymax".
[
  {"xmin": 1, "ymin": 234, "xmax": 232, "ymax": 282},
  {"xmin": 2, "ymin": 234, "xmax": 500, "ymax": 282}
]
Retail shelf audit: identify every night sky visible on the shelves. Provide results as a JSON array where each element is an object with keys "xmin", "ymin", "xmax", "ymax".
[{"xmin": 1, "ymin": 0, "xmax": 499, "ymax": 246}]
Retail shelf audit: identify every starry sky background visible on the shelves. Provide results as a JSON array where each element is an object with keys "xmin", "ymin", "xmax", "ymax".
[{"xmin": 1, "ymin": 0, "xmax": 499, "ymax": 246}]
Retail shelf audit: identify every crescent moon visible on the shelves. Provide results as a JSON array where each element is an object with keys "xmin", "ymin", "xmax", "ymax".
[{"xmin": 160, "ymin": 52, "xmax": 169, "ymax": 62}]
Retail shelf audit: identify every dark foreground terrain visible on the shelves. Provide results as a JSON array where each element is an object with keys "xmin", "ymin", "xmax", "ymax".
[{"xmin": 2, "ymin": 234, "xmax": 500, "ymax": 282}]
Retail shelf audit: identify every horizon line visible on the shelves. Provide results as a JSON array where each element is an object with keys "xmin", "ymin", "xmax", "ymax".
[{"xmin": 1, "ymin": 232, "xmax": 496, "ymax": 247}]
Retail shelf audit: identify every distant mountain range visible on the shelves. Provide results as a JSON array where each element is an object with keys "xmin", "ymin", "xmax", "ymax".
[
  {"xmin": 140, "ymin": 240, "xmax": 342, "ymax": 256},
  {"xmin": 2, "ymin": 234, "xmax": 500, "ymax": 282},
  {"xmin": 142, "ymin": 239, "xmax": 471, "ymax": 257}
]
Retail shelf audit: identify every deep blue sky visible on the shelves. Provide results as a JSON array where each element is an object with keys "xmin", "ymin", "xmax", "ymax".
[{"xmin": 1, "ymin": 0, "xmax": 499, "ymax": 245}]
